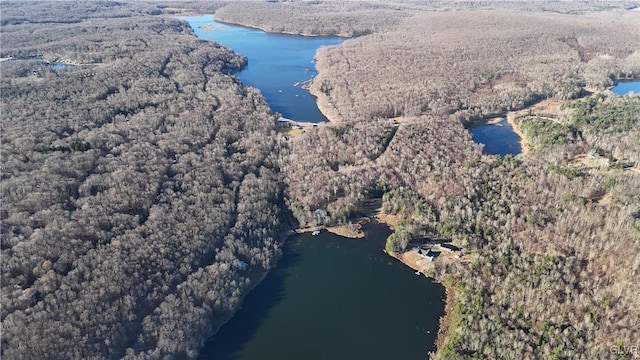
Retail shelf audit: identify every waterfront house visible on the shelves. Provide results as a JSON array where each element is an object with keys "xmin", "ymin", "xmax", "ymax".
[{"xmin": 438, "ymin": 243, "xmax": 461, "ymax": 252}]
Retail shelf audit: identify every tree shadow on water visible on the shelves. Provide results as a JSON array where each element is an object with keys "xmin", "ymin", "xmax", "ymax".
[{"xmin": 198, "ymin": 237, "xmax": 304, "ymax": 360}]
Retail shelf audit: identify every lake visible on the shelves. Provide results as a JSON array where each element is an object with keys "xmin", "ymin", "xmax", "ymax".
[
  {"xmin": 179, "ymin": 14, "xmax": 446, "ymax": 360},
  {"xmin": 198, "ymin": 223, "xmax": 445, "ymax": 360},
  {"xmin": 470, "ymin": 118, "xmax": 522, "ymax": 156},
  {"xmin": 611, "ymin": 80, "xmax": 640, "ymax": 95},
  {"xmin": 179, "ymin": 15, "xmax": 343, "ymax": 122}
]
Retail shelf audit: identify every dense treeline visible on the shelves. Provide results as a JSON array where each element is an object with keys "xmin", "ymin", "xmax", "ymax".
[
  {"xmin": 280, "ymin": 119, "xmax": 397, "ymax": 226},
  {"xmin": 0, "ymin": 0, "xmax": 162, "ymax": 26},
  {"xmin": 213, "ymin": 1, "xmax": 410, "ymax": 37},
  {"xmin": 516, "ymin": 93, "xmax": 640, "ymax": 153},
  {"xmin": 428, "ymin": 115, "xmax": 640, "ymax": 359},
  {"xmin": 205, "ymin": 0, "xmax": 640, "ymax": 37},
  {"xmin": 1, "ymin": 1, "xmax": 283, "ymax": 359}
]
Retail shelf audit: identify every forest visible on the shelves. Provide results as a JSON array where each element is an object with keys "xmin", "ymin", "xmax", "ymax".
[
  {"xmin": 1, "ymin": 1, "xmax": 284, "ymax": 359},
  {"xmin": 2, "ymin": 0, "xmax": 640, "ymax": 359}
]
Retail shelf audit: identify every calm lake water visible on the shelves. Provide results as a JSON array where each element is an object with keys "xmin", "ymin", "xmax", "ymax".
[
  {"xmin": 179, "ymin": 15, "xmax": 342, "ymax": 122},
  {"xmin": 611, "ymin": 81, "xmax": 640, "ymax": 95},
  {"xmin": 470, "ymin": 118, "xmax": 522, "ymax": 156},
  {"xmin": 179, "ymin": 14, "xmax": 446, "ymax": 360},
  {"xmin": 198, "ymin": 223, "xmax": 445, "ymax": 360}
]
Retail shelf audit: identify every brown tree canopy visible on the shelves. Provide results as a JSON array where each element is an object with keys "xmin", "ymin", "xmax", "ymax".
[{"xmin": 1, "ymin": 1, "xmax": 284, "ymax": 359}]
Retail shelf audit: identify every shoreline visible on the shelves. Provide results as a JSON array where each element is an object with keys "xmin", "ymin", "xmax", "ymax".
[
  {"xmin": 383, "ymin": 249, "xmax": 453, "ymax": 353},
  {"xmin": 297, "ymin": 224, "xmax": 365, "ymax": 238},
  {"xmin": 373, "ymin": 204, "xmax": 453, "ymax": 355},
  {"xmin": 172, "ymin": 11, "xmax": 344, "ymax": 127},
  {"xmin": 205, "ymin": 228, "xmax": 292, "ymax": 352},
  {"xmin": 505, "ymin": 113, "xmax": 529, "ymax": 155},
  {"xmin": 170, "ymin": 14, "xmax": 345, "ymax": 354},
  {"xmin": 466, "ymin": 114, "xmax": 530, "ymax": 155},
  {"xmin": 298, "ymin": 200, "xmax": 452, "ymax": 353},
  {"xmin": 436, "ymin": 280, "xmax": 455, "ymax": 351},
  {"xmin": 207, "ymin": 267, "xmax": 270, "ymax": 346},
  {"xmin": 308, "ymin": 80, "xmax": 344, "ymax": 124}
]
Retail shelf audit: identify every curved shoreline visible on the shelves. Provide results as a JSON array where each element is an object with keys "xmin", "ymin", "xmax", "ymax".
[
  {"xmin": 203, "ymin": 227, "xmax": 295, "ymax": 354},
  {"xmin": 383, "ymin": 249, "xmax": 453, "ymax": 353},
  {"xmin": 505, "ymin": 113, "xmax": 529, "ymax": 154},
  {"xmin": 308, "ymin": 80, "xmax": 344, "ymax": 124},
  {"xmin": 373, "ymin": 202, "xmax": 451, "ymax": 355},
  {"xmin": 172, "ymin": 11, "xmax": 345, "ymax": 125}
]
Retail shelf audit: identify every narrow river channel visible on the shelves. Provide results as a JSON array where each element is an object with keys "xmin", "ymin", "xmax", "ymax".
[{"xmin": 179, "ymin": 15, "xmax": 446, "ymax": 359}]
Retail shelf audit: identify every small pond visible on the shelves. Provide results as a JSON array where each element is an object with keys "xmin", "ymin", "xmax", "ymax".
[
  {"xmin": 611, "ymin": 81, "xmax": 640, "ymax": 95},
  {"xmin": 470, "ymin": 118, "xmax": 522, "ymax": 156}
]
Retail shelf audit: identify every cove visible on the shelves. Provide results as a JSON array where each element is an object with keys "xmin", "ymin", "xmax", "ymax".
[
  {"xmin": 198, "ymin": 223, "xmax": 445, "ymax": 360},
  {"xmin": 179, "ymin": 14, "xmax": 446, "ymax": 359},
  {"xmin": 470, "ymin": 118, "xmax": 522, "ymax": 156},
  {"xmin": 179, "ymin": 15, "xmax": 342, "ymax": 122},
  {"xmin": 611, "ymin": 80, "xmax": 640, "ymax": 95}
]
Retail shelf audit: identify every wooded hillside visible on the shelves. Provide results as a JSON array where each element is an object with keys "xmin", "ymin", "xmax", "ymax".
[
  {"xmin": 311, "ymin": 10, "xmax": 640, "ymax": 123},
  {"xmin": 2, "ymin": 1, "xmax": 639, "ymax": 359},
  {"xmin": 211, "ymin": 0, "xmax": 640, "ymax": 36},
  {"xmin": 1, "ymin": 1, "xmax": 283, "ymax": 359}
]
